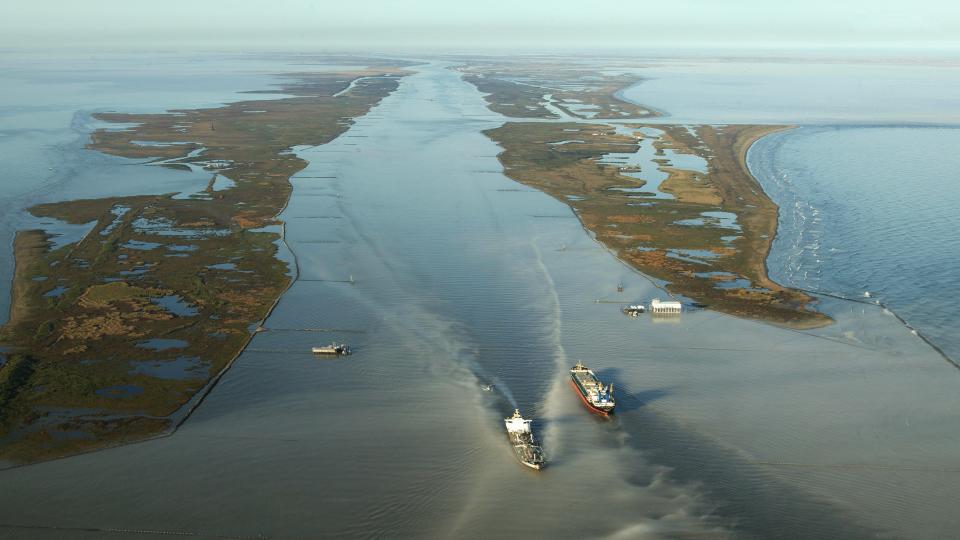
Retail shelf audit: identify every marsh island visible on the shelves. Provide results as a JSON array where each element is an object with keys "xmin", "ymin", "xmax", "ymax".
[
  {"xmin": 0, "ymin": 60, "xmax": 412, "ymax": 463},
  {"xmin": 461, "ymin": 61, "xmax": 828, "ymax": 327}
]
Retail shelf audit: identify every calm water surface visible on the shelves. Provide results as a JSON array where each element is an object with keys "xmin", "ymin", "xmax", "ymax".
[
  {"xmin": 618, "ymin": 59, "xmax": 960, "ymax": 124},
  {"xmin": 0, "ymin": 51, "xmax": 332, "ymax": 325},
  {"xmin": 619, "ymin": 57, "xmax": 960, "ymax": 368},
  {"xmin": 1, "ymin": 59, "xmax": 959, "ymax": 539}
]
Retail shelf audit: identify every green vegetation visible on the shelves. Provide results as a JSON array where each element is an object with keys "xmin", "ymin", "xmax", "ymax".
[
  {"xmin": 0, "ymin": 355, "xmax": 35, "ymax": 425},
  {"xmin": 485, "ymin": 122, "xmax": 830, "ymax": 328},
  {"xmin": 0, "ymin": 64, "xmax": 412, "ymax": 464}
]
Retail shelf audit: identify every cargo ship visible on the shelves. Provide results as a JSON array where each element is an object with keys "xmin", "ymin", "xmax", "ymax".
[
  {"xmin": 570, "ymin": 361, "xmax": 615, "ymax": 414},
  {"xmin": 504, "ymin": 409, "xmax": 545, "ymax": 470}
]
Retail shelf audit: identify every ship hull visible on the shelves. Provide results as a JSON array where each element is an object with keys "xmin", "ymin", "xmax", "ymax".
[
  {"xmin": 569, "ymin": 378, "xmax": 615, "ymax": 415},
  {"xmin": 312, "ymin": 345, "xmax": 349, "ymax": 355},
  {"xmin": 507, "ymin": 431, "xmax": 544, "ymax": 470}
]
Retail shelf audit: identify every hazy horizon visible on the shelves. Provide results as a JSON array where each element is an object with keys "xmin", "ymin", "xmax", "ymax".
[{"xmin": 3, "ymin": 0, "xmax": 959, "ymax": 53}]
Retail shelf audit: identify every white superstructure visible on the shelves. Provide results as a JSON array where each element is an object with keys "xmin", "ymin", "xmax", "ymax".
[
  {"xmin": 504, "ymin": 410, "xmax": 532, "ymax": 433},
  {"xmin": 504, "ymin": 409, "xmax": 544, "ymax": 470},
  {"xmin": 650, "ymin": 298, "xmax": 682, "ymax": 314}
]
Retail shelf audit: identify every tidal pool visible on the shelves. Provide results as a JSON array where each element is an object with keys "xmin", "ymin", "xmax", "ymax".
[
  {"xmin": 129, "ymin": 356, "xmax": 208, "ymax": 380},
  {"xmin": 42, "ymin": 286, "xmax": 67, "ymax": 298},
  {"xmin": 151, "ymin": 295, "xmax": 198, "ymax": 317},
  {"xmin": 135, "ymin": 338, "xmax": 188, "ymax": 351},
  {"xmin": 122, "ymin": 239, "xmax": 161, "ymax": 250},
  {"xmin": 94, "ymin": 385, "xmax": 144, "ymax": 399},
  {"xmin": 597, "ymin": 125, "xmax": 708, "ymax": 200}
]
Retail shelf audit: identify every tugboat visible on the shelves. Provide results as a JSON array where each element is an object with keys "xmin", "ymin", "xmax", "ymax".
[
  {"xmin": 570, "ymin": 361, "xmax": 615, "ymax": 414},
  {"xmin": 311, "ymin": 342, "xmax": 350, "ymax": 355},
  {"xmin": 504, "ymin": 409, "xmax": 545, "ymax": 470},
  {"xmin": 622, "ymin": 304, "xmax": 645, "ymax": 317}
]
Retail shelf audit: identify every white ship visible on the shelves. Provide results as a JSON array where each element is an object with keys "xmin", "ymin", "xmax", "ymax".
[
  {"xmin": 504, "ymin": 409, "xmax": 545, "ymax": 470},
  {"xmin": 311, "ymin": 342, "xmax": 350, "ymax": 355}
]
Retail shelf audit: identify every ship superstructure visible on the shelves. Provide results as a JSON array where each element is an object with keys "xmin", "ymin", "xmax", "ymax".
[{"xmin": 504, "ymin": 409, "xmax": 545, "ymax": 470}]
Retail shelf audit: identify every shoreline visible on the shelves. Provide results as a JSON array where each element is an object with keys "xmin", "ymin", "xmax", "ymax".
[
  {"xmin": 457, "ymin": 59, "xmax": 832, "ymax": 328},
  {"xmin": 0, "ymin": 187, "xmax": 305, "ymax": 472},
  {"xmin": 483, "ymin": 120, "xmax": 831, "ymax": 329},
  {"xmin": 1, "ymin": 231, "xmax": 46, "ymax": 340},
  {"xmin": 745, "ymin": 126, "xmax": 960, "ymax": 355},
  {"xmin": 731, "ymin": 124, "xmax": 832, "ymax": 330},
  {"xmin": 0, "ymin": 64, "xmax": 412, "ymax": 464}
]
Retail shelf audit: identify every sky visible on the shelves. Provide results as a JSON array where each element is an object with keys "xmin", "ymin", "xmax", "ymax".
[{"xmin": 2, "ymin": 0, "xmax": 958, "ymax": 52}]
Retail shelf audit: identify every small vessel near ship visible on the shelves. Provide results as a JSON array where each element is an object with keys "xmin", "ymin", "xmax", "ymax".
[
  {"xmin": 504, "ymin": 409, "xmax": 545, "ymax": 470},
  {"xmin": 570, "ymin": 361, "xmax": 615, "ymax": 414},
  {"xmin": 622, "ymin": 304, "xmax": 645, "ymax": 317},
  {"xmin": 311, "ymin": 342, "xmax": 350, "ymax": 355}
]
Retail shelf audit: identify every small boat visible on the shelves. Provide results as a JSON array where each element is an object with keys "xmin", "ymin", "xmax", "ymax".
[
  {"xmin": 617, "ymin": 283, "xmax": 624, "ymax": 292},
  {"xmin": 504, "ymin": 409, "xmax": 545, "ymax": 470},
  {"xmin": 622, "ymin": 304, "xmax": 645, "ymax": 317},
  {"xmin": 481, "ymin": 384, "xmax": 493, "ymax": 392},
  {"xmin": 570, "ymin": 361, "xmax": 615, "ymax": 414},
  {"xmin": 312, "ymin": 342, "xmax": 350, "ymax": 355}
]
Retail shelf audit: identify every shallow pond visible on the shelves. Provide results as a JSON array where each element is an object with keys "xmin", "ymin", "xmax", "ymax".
[
  {"xmin": 129, "ymin": 356, "xmax": 208, "ymax": 380},
  {"xmin": 94, "ymin": 385, "xmax": 144, "ymax": 399},
  {"xmin": 135, "ymin": 338, "xmax": 188, "ymax": 351},
  {"xmin": 151, "ymin": 295, "xmax": 198, "ymax": 317}
]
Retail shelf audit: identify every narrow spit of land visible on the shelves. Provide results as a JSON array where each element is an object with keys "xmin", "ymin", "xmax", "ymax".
[
  {"xmin": 461, "ymin": 61, "xmax": 828, "ymax": 327},
  {"xmin": 0, "ymin": 61, "xmax": 413, "ymax": 464},
  {"xmin": 455, "ymin": 61, "xmax": 658, "ymax": 119}
]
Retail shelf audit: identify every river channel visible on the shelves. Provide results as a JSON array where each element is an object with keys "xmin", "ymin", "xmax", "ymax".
[{"xmin": 1, "ymin": 62, "xmax": 959, "ymax": 540}]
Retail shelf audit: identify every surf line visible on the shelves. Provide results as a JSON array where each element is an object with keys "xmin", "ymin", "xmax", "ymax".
[{"xmin": 794, "ymin": 286, "xmax": 960, "ymax": 372}]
